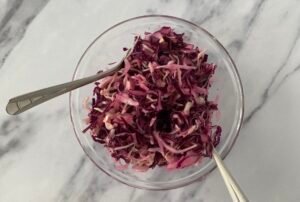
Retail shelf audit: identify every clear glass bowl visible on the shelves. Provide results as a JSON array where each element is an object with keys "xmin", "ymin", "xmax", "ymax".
[{"xmin": 69, "ymin": 15, "xmax": 244, "ymax": 190}]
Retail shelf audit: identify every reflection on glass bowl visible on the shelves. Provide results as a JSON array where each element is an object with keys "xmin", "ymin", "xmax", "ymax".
[{"xmin": 69, "ymin": 15, "xmax": 244, "ymax": 190}]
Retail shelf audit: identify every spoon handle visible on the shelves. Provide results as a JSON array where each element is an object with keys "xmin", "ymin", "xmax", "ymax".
[
  {"xmin": 6, "ymin": 49, "xmax": 131, "ymax": 115},
  {"xmin": 6, "ymin": 63, "xmax": 123, "ymax": 115},
  {"xmin": 212, "ymin": 149, "xmax": 248, "ymax": 202},
  {"xmin": 6, "ymin": 73, "xmax": 104, "ymax": 115}
]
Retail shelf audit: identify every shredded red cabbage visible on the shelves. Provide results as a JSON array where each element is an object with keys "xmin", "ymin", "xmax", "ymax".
[{"xmin": 84, "ymin": 27, "xmax": 222, "ymax": 171}]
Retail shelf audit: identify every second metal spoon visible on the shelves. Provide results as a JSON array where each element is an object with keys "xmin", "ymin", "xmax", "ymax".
[{"xmin": 212, "ymin": 149, "xmax": 248, "ymax": 202}]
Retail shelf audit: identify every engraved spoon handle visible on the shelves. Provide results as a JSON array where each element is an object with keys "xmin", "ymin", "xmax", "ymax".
[
  {"xmin": 6, "ymin": 49, "xmax": 131, "ymax": 115},
  {"xmin": 7, "ymin": 73, "xmax": 98, "ymax": 115},
  {"xmin": 6, "ymin": 70, "xmax": 111, "ymax": 115}
]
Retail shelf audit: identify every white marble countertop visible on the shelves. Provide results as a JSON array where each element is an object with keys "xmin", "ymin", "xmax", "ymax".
[{"xmin": 1, "ymin": 0, "xmax": 300, "ymax": 201}]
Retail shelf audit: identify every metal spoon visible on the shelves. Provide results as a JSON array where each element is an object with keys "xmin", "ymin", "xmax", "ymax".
[
  {"xmin": 6, "ymin": 50, "xmax": 131, "ymax": 115},
  {"xmin": 212, "ymin": 148, "xmax": 249, "ymax": 202}
]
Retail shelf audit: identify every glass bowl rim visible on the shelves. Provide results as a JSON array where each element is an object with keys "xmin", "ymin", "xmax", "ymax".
[{"xmin": 69, "ymin": 14, "xmax": 244, "ymax": 190}]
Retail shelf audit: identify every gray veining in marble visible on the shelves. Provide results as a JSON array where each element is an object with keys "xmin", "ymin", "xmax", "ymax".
[
  {"xmin": 1, "ymin": 0, "xmax": 300, "ymax": 201},
  {"xmin": 0, "ymin": 0, "xmax": 49, "ymax": 67}
]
